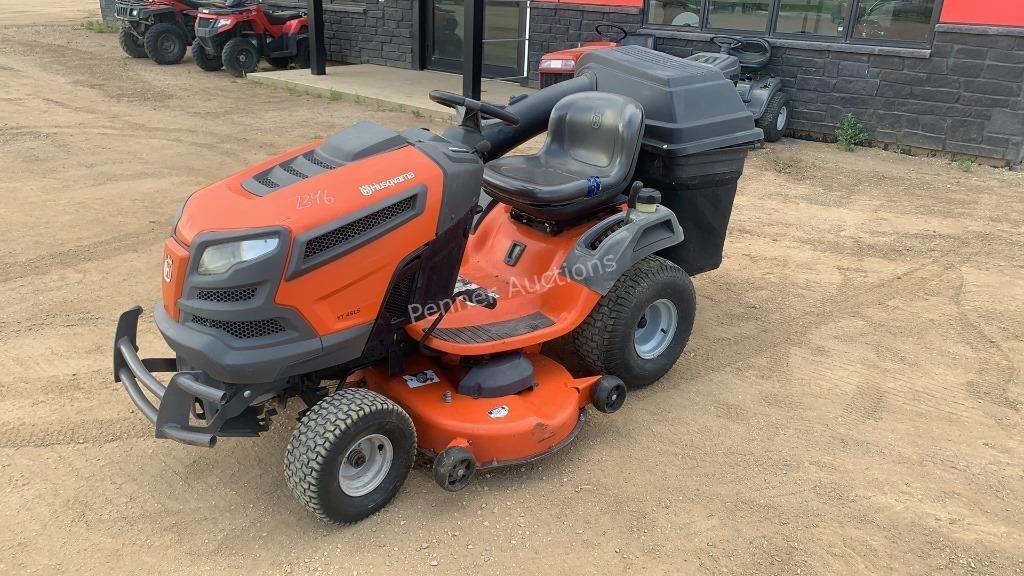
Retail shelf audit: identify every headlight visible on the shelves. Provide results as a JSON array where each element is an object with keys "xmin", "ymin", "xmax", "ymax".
[
  {"xmin": 215, "ymin": 18, "xmax": 233, "ymax": 29},
  {"xmin": 540, "ymin": 59, "xmax": 575, "ymax": 71},
  {"xmin": 129, "ymin": 8, "xmax": 139, "ymax": 15},
  {"xmin": 198, "ymin": 237, "xmax": 279, "ymax": 275}
]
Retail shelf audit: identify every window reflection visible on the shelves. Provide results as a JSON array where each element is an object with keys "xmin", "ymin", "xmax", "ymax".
[
  {"xmin": 776, "ymin": 0, "xmax": 846, "ymax": 36},
  {"xmin": 707, "ymin": 1, "xmax": 771, "ymax": 32},
  {"xmin": 646, "ymin": 0, "xmax": 703, "ymax": 27},
  {"xmin": 851, "ymin": 0, "xmax": 935, "ymax": 42}
]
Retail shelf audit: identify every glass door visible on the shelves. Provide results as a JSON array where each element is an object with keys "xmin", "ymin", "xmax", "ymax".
[{"xmin": 427, "ymin": 0, "xmax": 525, "ymax": 80}]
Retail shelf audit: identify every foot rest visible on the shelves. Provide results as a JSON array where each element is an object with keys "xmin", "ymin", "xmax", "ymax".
[{"xmin": 431, "ymin": 312, "xmax": 554, "ymax": 345}]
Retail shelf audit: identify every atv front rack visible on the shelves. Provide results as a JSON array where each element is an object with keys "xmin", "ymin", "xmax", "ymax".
[{"xmin": 114, "ymin": 306, "xmax": 264, "ymax": 447}]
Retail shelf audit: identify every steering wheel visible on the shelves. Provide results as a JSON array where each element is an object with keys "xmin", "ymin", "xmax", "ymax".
[
  {"xmin": 711, "ymin": 35, "xmax": 743, "ymax": 53},
  {"xmin": 428, "ymin": 91, "xmax": 521, "ymax": 126},
  {"xmin": 595, "ymin": 24, "xmax": 628, "ymax": 43}
]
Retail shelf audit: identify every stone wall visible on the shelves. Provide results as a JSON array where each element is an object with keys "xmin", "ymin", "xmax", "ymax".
[
  {"xmin": 527, "ymin": 2, "xmax": 642, "ymax": 86},
  {"xmin": 653, "ymin": 26, "xmax": 1024, "ymax": 165}
]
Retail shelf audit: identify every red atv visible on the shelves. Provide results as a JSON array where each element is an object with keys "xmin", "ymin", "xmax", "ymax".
[
  {"xmin": 114, "ymin": 0, "xmax": 217, "ymax": 65},
  {"xmin": 192, "ymin": 0, "xmax": 309, "ymax": 76}
]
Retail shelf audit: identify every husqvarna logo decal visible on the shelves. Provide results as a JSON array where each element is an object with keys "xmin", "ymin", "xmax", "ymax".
[
  {"xmin": 163, "ymin": 256, "xmax": 173, "ymax": 283},
  {"xmin": 359, "ymin": 172, "xmax": 416, "ymax": 196},
  {"xmin": 591, "ymin": 112, "xmax": 603, "ymax": 129}
]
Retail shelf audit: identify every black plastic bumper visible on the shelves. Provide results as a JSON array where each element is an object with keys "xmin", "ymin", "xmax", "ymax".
[{"xmin": 114, "ymin": 306, "xmax": 244, "ymax": 447}]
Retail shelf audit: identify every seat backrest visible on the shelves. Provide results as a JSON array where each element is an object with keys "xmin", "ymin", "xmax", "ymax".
[{"xmin": 542, "ymin": 92, "xmax": 644, "ymax": 190}]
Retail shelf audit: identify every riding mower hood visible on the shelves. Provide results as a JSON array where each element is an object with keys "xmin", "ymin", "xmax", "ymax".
[
  {"xmin": 114, "ymin": 46, "xmax": 762, "ymax": 523},
  {"xmin": 540, "ymin": 29, "xmax": 791, "ymax": 141}
]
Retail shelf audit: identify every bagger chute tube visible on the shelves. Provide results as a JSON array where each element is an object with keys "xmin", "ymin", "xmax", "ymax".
[{"xmin": 114, "ymin": 46, "xmax": 762, "ymax": 523}]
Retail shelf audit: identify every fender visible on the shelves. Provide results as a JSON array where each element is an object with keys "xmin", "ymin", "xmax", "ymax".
[{"xmin": 282, "ymin": 19, "xmax": 308, "ymax": 35}]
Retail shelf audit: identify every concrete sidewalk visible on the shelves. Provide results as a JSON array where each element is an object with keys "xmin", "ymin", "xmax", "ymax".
[{"xmin": 247, "ymin": 65, "xmax": 534, "ymax": 121}]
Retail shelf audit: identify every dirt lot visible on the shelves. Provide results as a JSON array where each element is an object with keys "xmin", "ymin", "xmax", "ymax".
[{"xmin": 1, "ymin": 5, "xmax": 1022, "ymax": 575}]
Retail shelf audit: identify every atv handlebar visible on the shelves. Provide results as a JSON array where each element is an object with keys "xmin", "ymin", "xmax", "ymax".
[{"xmin": 429, "ymin": 91, "xmax": 521, "ymax": 127}]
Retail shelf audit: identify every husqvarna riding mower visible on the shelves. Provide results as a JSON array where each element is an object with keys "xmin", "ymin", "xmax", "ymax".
[
  {"xmin": 541, "ymin": 28, "xmax": 791, "ymax": 141},
  {"xmin": 114, "ymin": 0, "xmax": 217, "ymax": 65},
  {"xmin": 192, "ymin": 0, "xmax": 309, "ymax": 76},
  {"xmin": 113, "ymin": 46, "xmax": 762, "ymax": 524}
]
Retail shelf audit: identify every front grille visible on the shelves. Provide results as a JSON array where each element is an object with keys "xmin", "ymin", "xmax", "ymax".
[
  {"xmin": 195, "ymin": 287, "xmax": 257, "ymax": 303},
  {"xmin": 540, "ymin": 72, "xmax": 572, "ymax": 89},
  {"xmin": 303, "ymin": 196, "xmax": 416, "ymax": 261},
  {"xmin": 191, "ymin": 315, "xmax": 286, "ymax": 339}
]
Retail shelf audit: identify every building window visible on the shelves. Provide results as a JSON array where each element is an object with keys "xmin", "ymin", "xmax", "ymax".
[
  {"xmin": 849, "ymin": 0, "xmax": 937, "ymax": 43},
  {"xmin": 646, "ymin": 0, "xmax": 703, "ymax": 28},
  {"xmin": 776, "ymin": 0, "xmax": 847, "ymax": 37},
  {"xmin": 644, "ymin": 0, "xmax": 940, "ymax": 45},
  {"xmin": 706, "ymin": 1, "xmax": 772, "ymax": 32}
]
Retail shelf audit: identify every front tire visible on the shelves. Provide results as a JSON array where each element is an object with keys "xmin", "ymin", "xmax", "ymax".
[
  {"xmin": 191, "ymin": 39, "xmax": 223, "ymax": 71},
  {"xmin": 144, "ymin": 22, "xmax": 188, "ymax": 65},
  {"xmin": 222, "ymin": 37, "xmax": 260, "ymax": 77},
  {"xmin": 285, "ymin": 388, "xmax": 416, "ymax": 524},
  {"xmin": 757, "ymin": 91, "xmax": 790, "ymax": 143},
  {"xmin": 572, "ymin": 255, "xmax": 696, "ymax": 389},
  {"xmin": 119, "ymin": 26, "xmax": 148, "ymax": 58}
]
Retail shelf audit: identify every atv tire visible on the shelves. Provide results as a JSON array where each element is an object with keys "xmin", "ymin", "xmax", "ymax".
[
  {"xmin": 293, "ymin": 38, "xmax": 310, "ymax": 70},
  {"xmin": 222, "ymin": 37, "xmax": 260, "ymax": 77},
  {"xmin": 285, "ymin": 388, "xmax": 416, "ymax": 524},
  {"xmin": 144, "ymin": 23, "xmax": 188, "ymax": 65},
  {"xmin": 192, "ymin": 39, "xmax": 223, "ymax": 71},
  {"xmin": 757, "ymin": 91, "xmax": 790, "ymax": 143},
  {"xmin": 572, "ymin": 255, "xmax": 696, "ymax": 389},
  {"xmin": 119, "ymin": 26, "xmax": 148, "ymax": 59}
]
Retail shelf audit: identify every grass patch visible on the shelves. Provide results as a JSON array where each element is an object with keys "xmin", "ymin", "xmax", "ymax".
[
  {"xmin": 956, "ymin": 158, "xmax": 974, "ymax": 172},
  {"xmin": 328, "ymin": 89, "xmax": 342, "ymax": 102},
  {"xmin": 83, "ymin": 20, "xmax": 118, "ymax": 33}
]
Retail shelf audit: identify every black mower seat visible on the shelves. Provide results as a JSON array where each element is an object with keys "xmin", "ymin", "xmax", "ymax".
[
  {"xmin": 265, "ymin": 10, "xmax": 304, "ymax": 25},
  {"xmin": 482, "ymin": 91, "xmax": 644, "ymax": 223}
]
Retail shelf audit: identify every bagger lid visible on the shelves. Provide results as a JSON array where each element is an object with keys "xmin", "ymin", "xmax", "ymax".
[{"xmin": 577, "ymin": 46, "xmax": 763, "ymax": 157}]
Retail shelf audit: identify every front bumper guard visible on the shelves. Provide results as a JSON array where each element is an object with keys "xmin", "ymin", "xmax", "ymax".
[{"xmin": 114, "ymin": 306, "xmax": 244, "ymax": 447}]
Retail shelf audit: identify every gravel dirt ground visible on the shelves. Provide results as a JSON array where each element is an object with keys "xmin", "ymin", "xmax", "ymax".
[{"xmin": 1, "ymin": 4, "xmax": 1023, "ymax": 575}]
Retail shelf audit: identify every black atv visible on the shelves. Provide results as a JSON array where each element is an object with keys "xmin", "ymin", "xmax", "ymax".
[{"xmin": 114, "ymin": 0, "xmax": 218, "ymax": 65}]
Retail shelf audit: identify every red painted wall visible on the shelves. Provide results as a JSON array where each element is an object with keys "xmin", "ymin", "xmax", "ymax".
[{"xmin": 941, "ymin": 0, "xmax": 1024, "ymax": 27}]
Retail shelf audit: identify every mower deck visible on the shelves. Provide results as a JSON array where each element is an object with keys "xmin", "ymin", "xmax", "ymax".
[{"xmin": 362, "ymin": 353, "xmax": 598, "ymax": 468}]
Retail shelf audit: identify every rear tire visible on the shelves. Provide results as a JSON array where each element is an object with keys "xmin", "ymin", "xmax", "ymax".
[
  {"xmin": 293, "ymin": 38, "xmax": 310, "ymax": 69},
  {"xmin": 144, "ymin": 22, "xmax": 188, "ymax": 65},
  {"xmin": 757, "ymin": 91, "xmax": 790, "ymax": 143},
  {"xmin": 191, "ymin": 39, "xmax": 223, "ymax": 71},
  {"xmin": 222, "ymin": 37, "xmax": 260, "ymax": 77},
  {"xmin": 572, "ymin": 255, "xmax": 696, "ymax": 389},
  {"xmin": 118, "ymin": 26, "xmax": 148, "ymax": 58},
  {"xmin": 267, "ymin": 56, "xmax": 292, "ymax": 69},
  {"xmin": 284, "ymin": 388, "xmax": 416, "ymax": 524}
]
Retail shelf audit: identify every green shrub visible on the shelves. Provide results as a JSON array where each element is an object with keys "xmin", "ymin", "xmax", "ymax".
[
  {"xmin": 836, "ymin": 114, "xmax": 868, "ymax": 152},
  {"xmin": 83, "ymin": 20, "xmax": 117, "ymax": 33},
  {"xmin": 956, "ymin": 158, "xmax": 974, "ymax": 172}
]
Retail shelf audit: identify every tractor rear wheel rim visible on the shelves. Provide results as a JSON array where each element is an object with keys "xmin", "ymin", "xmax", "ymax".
[
  {"xmin": 777, "ymin": 104, "xmax": 788, "ymax": 132},
  {"xmin": 634, "ymin": 299, "xmax": 678, "ymax": 360},
  {"xmin": 338, "ymin": 433, "xmax": 393, "ymax": 497}
]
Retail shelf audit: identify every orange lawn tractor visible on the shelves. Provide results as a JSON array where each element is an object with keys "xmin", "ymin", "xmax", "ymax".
[{"xmin": 113, "ymin": 46, "xmax": 762, "ymax": 523}]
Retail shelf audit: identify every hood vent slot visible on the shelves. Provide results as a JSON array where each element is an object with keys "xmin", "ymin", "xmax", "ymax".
[
  {"xmin": 243, "ymin": 150, "xmax": 340, "ymax": 196},
  {"xmin": 304, "ymin": 195, "xmax": 417, "ymax": 261}
]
